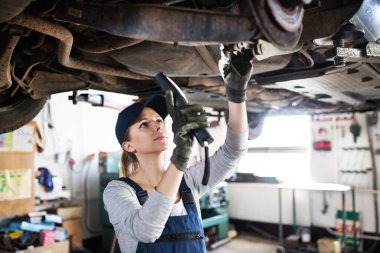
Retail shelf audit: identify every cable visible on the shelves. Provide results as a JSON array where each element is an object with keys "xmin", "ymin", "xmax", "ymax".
[
  {"xmin": 201, "ymin": 143, "xmax": 210, "ymax": 185},
  {"xmin": 246, "ymin": 223, "xmax": 278, "ymax": 241}
]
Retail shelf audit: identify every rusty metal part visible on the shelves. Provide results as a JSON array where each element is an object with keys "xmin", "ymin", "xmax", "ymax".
[
  {"xmin": 28, "ymin": 71, "xmax": 90, "ymax": 99},
  {"xmin": 195, "ymin": 46, "xmax": 220, "ymax": 73},
  {"xmin": 54, "ymin": 2, "xmax": 258, "ymax": 43},
  {"xmin": 266, "ymin": 0, "xmax": 304, "ymax": 33},
  {"xmin": 9, "ymin": 13, "xmax": 150, "ymax": 80},
  {"xmin": 247, "ymin": 0, "xmax": 303, "ymax": 50},
  {"xmin": 0, "ymin": 35, "xmax": 20, "ymax": 91},
  {"xmin": 11, "ymin": 62, "xmax": 41, "ymax": 94},
  {"xmin": 301, "ymin": 1, "xmax": 362, "ymax": 42},
  {"xmin": 74, "ymin": 35, "xmax": 143, "ymax": 54},
  {"xmin": 109, "ymin": 41, "xmax": 219, "ymax": 77}
]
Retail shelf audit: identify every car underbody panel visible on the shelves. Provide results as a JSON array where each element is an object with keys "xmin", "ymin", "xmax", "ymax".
[{"xmin": 1, "ymin": 0, "xmax": 380, "ymax": 136}]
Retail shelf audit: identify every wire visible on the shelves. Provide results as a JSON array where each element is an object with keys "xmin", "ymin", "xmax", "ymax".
[
  {"xmin": 246, "ymin": 223, "xmax": 278, "ymax": 241},
  {"xmin": 201, "ymin": 143, "xmax": 210, "ymax": 185}
]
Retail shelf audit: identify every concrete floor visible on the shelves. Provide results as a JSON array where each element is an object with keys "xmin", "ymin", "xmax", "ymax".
[{"xmin": 211, "ymin": 234, "xmax": 279, "ymax": 253}]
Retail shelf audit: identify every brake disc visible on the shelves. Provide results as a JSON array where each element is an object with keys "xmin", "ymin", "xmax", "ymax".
[{"xmin": 248, "ymin": 0, "xmax": 306, "ymax": 50}]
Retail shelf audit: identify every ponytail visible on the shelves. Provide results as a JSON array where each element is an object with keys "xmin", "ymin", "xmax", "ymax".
[
  {"xmin": 120, "ymin": 128, "xmax": 139, "ymax": 177},
  {"xmin": 121, "ymin": 150, "xmax": 139, "ymax": 177}
]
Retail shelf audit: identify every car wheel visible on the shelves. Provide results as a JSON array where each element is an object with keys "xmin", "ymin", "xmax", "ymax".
[{"xmin": 0, "ymin": 88, "xmax": 47, "ymax": 134}]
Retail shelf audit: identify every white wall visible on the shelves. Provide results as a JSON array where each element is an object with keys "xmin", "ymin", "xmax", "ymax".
[
  {"xmin": 34, "ymin": 91, "xmax": 135, "ymax": 238},
  {"xmin": 227, "ymin": 112, "xmax": 380, "ymax": 234},
  {"xmin": 35, "ymin": 93, "xmax": 380, "ymax": 236}
]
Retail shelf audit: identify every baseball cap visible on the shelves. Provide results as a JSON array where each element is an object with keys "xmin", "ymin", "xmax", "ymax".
[{"xmin": 115, "ymin": 94, "xmax": 168, "ymax": 145}]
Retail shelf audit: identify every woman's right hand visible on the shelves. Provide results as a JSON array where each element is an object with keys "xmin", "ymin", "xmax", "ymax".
[
  {"xmin": 218, "ymin": 45, "xmax": 254, "ymax": 103},
  {"xmin": 165, "ymin": 91, "xmax": 208, "ymax": 171}
]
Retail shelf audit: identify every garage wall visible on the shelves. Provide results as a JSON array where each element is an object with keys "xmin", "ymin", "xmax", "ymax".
[
  {"xmin": 34, "ymin": 94, "xmax": 380, "ymax": 236},
  {"xmin": 34, "ymin": 91, "xmax": 135, "ymax": 239},
  {"xmin": 228, "ymin": 112, "xmax": 380, "ymax": 233}
]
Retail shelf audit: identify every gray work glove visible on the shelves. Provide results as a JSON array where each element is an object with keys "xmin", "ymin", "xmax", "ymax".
[
  {"xmin": 218, "ymin": 45, "xmax": 254, "ymax": 103},
  {"xmin": 165, "ymin": 91, "xmax": 208, "ymax": 171}
]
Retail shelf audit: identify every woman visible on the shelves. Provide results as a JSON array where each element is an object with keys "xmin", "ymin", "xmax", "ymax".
[{"xmin": 103, "ymin": 47, "xmax": 254, "ymax": 253}]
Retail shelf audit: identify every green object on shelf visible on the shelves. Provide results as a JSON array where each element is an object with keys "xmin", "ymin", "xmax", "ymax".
[
  {"xmin": 202, "ymin": 208, "xmax": 229, "ymax": 240},
  {"xmin": 336, "ymin": 210, "xmax": 361, "ymax": 250},
  {"xmin": 200, "ymin": 182, "xmax": 230, "ymax": 242}
]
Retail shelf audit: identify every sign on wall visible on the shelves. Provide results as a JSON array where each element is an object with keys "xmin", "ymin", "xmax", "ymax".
[
  {"xmin": 0, "ymin": 125, "xmax": 34, "ymax": 152},
  {"xmin": 0, "ymin": 168, "xmax": 32, "ymax": 200}
]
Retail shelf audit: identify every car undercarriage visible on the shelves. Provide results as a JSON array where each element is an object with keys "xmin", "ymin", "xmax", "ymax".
[{"xmin": 1, "ymin": 0, "xmax": 380, "ymax": 138}]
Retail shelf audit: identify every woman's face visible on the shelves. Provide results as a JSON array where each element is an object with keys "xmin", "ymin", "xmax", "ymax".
[{"xmin": 124, "ymin": 107, "xmax": 168, "ymax": 154}]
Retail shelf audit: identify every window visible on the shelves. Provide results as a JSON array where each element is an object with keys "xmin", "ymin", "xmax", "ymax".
[{"xmin": 238, "ymin": 115, "xmax": 311, "ymax": 182}]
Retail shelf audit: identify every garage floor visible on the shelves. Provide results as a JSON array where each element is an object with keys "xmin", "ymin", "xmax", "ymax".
[{"xmin": 211, "ymin": 234, "xmax": 278, "ymax": 253}]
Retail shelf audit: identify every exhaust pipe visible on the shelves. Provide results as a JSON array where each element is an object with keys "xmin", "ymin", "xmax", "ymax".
[{"xmin": 9, "ymin": 13, "xmax": 150, "ymax": 80}]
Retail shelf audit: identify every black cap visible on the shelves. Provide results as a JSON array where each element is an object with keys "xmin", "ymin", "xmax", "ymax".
[{"xmin": 115, "ymin": 94, "xmax": 168, "ymax": 145}]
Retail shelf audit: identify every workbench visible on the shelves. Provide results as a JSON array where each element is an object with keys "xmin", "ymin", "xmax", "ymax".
[{"xmin": 277, "ymin": 182, "xmax": 353, "ymax": 253}]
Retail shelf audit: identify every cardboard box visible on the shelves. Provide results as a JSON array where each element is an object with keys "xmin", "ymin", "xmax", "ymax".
[
  {"xmin": 54, "ymin": 206, "xmax": 83, "ymax": 248},
  {"xmin": 62, "ymin": 219, "xmax": 83, "ymax": 248},
  {"xmin": 56, "ymin": 205, "xmax": 83, "ymax": 220},
  {"xmin": 0, "ymin": 123, "xmax": 41, "ymax": 216},
  {"xmin": 0, "ymin": 124, "xmax": 34, "ymax": 152},
  {"xmin": 0, "ymin": 240, "xmax": 69, "ymax": 253},
  {"xmin": 0, "ymin": 152, "xmax": 35, "ymax": 216},
  {"xmin": 318, "ymin": 238, "xmax": 341, "ymax": 253}
]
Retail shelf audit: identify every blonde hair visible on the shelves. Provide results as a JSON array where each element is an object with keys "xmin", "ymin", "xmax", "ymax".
[{"xmin": 120, "ymin": 129, "xmax": 139, "ymax": 177}]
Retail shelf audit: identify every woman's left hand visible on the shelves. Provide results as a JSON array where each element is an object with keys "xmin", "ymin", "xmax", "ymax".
[{"xmin": 165, "ymin": 91, "xmax": 208, "ymax": 171}]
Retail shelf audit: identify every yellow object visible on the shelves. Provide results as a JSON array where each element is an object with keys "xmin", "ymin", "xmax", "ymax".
[
  {"xmin": 318, "ymin": 238, "xmax": 341, "ymax": 253},
  {"xmin": 5, "ymin": 230, "xmax": 23, "ymax": 239}
]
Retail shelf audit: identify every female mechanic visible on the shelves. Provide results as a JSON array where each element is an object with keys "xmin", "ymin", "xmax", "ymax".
[{"xmin": 103, "ymin": 46, "xmax": 254, "ymax": 253}]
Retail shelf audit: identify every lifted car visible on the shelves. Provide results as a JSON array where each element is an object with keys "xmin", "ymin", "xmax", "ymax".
[{"xmin": 1, "ymin": 0, "xmax": 379, "ymax": 138}]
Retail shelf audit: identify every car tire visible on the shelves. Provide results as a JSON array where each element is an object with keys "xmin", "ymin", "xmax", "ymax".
[{"xmin": 0, "ymin": 90, "xmax": 47, "ymax": 134}]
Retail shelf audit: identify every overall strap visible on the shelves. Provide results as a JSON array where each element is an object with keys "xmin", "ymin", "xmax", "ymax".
[
  {"xmin": 179, "ymin": 177, "xmax": 195, "ymax": 205},
  {"xmin": 116, "ymin": 177, "xmax": 148, "ymax": 206}
]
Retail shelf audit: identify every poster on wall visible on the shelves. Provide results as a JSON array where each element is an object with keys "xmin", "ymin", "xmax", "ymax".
[
  {"xmin": 0, "ymin": 168, "xmax": 32, "ymax": 200},
  {"xmin": 0, "ymin": 125, "xmax": 34, "ymax": 152}
]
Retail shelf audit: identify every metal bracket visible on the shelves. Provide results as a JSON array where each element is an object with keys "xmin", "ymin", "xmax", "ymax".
[
  {"xmin": 68, "ymin": 91, "xmax": 104, "ymax": 106},
  {"xmin": 325, "ymin": 42, "xmax": 380, "ymax": 64}
]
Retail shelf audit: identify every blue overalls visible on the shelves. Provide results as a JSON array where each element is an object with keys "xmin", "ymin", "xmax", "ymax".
[{"xmin": 116, "ymin": 177, "xmax": 207, "ymax": 253}]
